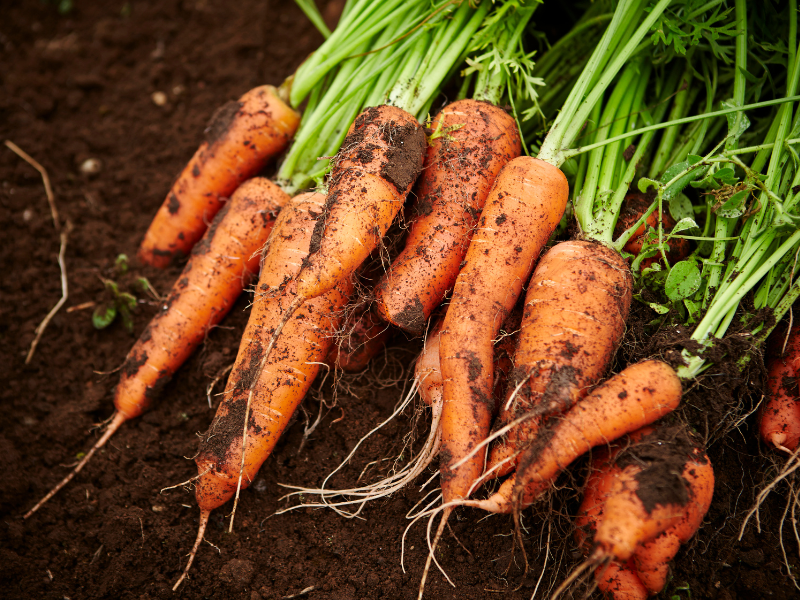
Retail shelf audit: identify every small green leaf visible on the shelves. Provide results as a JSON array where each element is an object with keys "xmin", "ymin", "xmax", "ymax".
[
  {"xmin": 716, "ymin": 189, "xmax": 749, "ymax": 219},
  {"xmin": 722, "ymin": 99, "xmax": 751, "ymax": 143},
  {"xmin": 687, "ymin": 154, "xmax": 703, "ymax": 165},
  {"xmin": 665, "ymin": 261, "xmax": 702, "ymax": 301},
  {"xmin": 638, "ymin": 177, "xmax": 660, "ymax": 193},
  {"xmin": 649, "ymin": 302, "xmax": 670, "ymax": 314},
  {"xmin": 115, "ymin": 253, "xmax": 129, "ymax": 274},
  {"xmin": 670, "ymin": 217, "xmax": 699, "ymax": 236},
  {"xmin": 714, "ymin": 167, "xmax": 737, "ymax": 186},
  {"xmin": 119, "ymin": 292, "xmax": 138, "ymax": 312},
  {"xmin": 684, "ymin": 298, "xmax": 701, "ymax": 324},
  {"xmin": 668, "ymin": 193, "xmax": 695, "ymax": 224},
  {"xmin": 93, "ymin": 303, "xmax": 117, "ymax": 329}
]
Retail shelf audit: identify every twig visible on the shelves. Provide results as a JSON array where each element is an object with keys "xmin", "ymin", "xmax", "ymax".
[
  {"xmin": 25, "ymin": 221, "xmax": 73, "ymax": 364},
  {"xmin": 6, "ymin": 140, "xmax": 72, "ymax": 365},
  {"xmin": 5, "ymin": 140, "xmax": 59, "ymax": 227}
]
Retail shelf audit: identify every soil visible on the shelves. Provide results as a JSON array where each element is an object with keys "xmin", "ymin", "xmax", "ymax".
[{"xmin": 1, "ymin": 2, "xmax": 799, "ymax": 600}]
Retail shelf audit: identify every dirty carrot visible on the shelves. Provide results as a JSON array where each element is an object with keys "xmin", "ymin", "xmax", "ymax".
[
  {"xmin": 466, "ymin": 360, "xmax": 682, "ymax": 514},
  {"xmin": 24, "ymin": 177, "xmax": 289, "ymax": 518},
  {"xmin": 327, "ymin": 305, "xmax": 393, "ymax": 373},
  {"xmin": 760, "ymin": 322, "xmax": 800, "ymax": 452},
  {"xmin": 172, "ymin": 191, "xmax": 353, "ymax": 589},
  {"xmin": 569, "ymin": 425, "xmax": 714, "ymax": 599},
  {"xmin": 138, "ymin": 85, "xmax": 299, "ymax": 267},
  {"xmin": 484, "ymin": 239, "xmax": 633, "ymax": 481},
  {"xmin": 373, "ymin": 99, "xmax": 521, "ymax": 334}
]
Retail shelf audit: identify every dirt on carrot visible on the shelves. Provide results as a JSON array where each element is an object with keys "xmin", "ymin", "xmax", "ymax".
[{"xmin": 2, "ymin": 2, "xmax": 800, "ymax": 600}]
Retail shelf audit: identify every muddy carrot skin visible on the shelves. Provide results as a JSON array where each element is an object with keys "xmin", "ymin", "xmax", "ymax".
[
  {"xmin": 760, "ymin": 322, "xmax": 800, "ymax": 452},
  {"xmin": 194, "ymin": 191, "xmax": 352, "ymax": 511},
  {"xmin": 576, "ymin": 427, "xmax": 714, "ymax": 597},
  {"xmin": 295, "ymin": 105, "xmax": 426, "ymax": 301},
  {"xmin": 139, "ymin": 85, "xmax": 300, "ymax": 267},
  {"xmin": 24, "ymin": 177, "xmax": 287, "ymax": 519},
  {"xmin": 117, "ymin": 178, "xmax": 289, "ymax": 420},
  {"xmin": 469, "ymin": 360, "xmax": 682, "ymax": 514},
  {"xmin": 485, "ymin": 240, "xmax": 633, "ymax": 480},
  {"xmin": 438, "ymin": 156, "xmax": 568, "ymax": 504},
  {"xmin": 374, "ymin": 100, "xmax": 521, "ymax": 334}
]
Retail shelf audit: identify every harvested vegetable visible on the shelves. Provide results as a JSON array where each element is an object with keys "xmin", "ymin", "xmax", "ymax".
[{"xmin": 25, "ymin": 177, "xmax": 288, "ymax": 518}]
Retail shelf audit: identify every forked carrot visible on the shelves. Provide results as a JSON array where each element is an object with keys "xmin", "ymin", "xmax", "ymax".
[
  {"xmin": 24, "ymin": 177, "xmax": 289, "ymax": 518},
  {"xmin": 570, "ymin": 425, "xmax": 714, "ymax": 598},
  {"xmin": 174, "ymin": 191, "xmax": 353, "ymax": 589},
  {"xmin": 374, "ymin": 99, "xmax": 521, "ymax": 334},
  {"xmin": 138, "ymin": 85, "xmax": 300, "ymax": 267},
  {"xmin": 760, "ymin": 322, "xmax": 800, "ymax": 452}
]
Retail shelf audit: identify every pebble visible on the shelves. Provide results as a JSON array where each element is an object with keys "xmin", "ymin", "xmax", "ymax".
[
  {"xmin": 79, "ymin": 158, "xmax": 101, "ymax": 175},
  {"xmin": 151, "ymin": 91, "xmax": 168, "ymax": 106}
]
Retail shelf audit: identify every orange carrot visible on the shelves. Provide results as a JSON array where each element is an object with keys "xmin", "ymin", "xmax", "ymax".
[
  {"xmin": 24, "ymin": 177, "xmax": 289, "ymax": 518},
  {"xmin": 174, "ymin": 191, "xmax": 353, "ymax": 589},
  {"xmin": 484, "ymin": 239, "xmax": 633, "ymax": 481},
  {"xmin": 614, "ymin": 192, "xmax": 690, "ymax": 270},
  {"xmin": 295, "ymin": 105, "xmax": 425, "ymax": 301},
  {"xmin": 253, "ymin": 105, "xmax": 425, "ymax": 392},
  {"xmin": 760, "ymin": 322, "xmax": 800, "ymax": 452},
  {"xmin": 374, "ymin": 100, "xmax": 521, "ymax": 334},
  {"xmin": 467, "ymin": 360, "xmax": 682, "ymax": 514},
  {"xmin": 438, "ymin": 156, "xmax": 568, "ymax": 506},
  {"xmin": 138, "ymin": 85, "xmax": 300, "ymax": 267},
  {"xmin": 573, "ymin": 425, "xmax": 714, "ymax": 598}
]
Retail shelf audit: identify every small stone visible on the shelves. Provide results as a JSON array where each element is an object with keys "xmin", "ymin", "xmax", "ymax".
[
  {"xmin": 151, "ymin": 91, "xmax": 168, "ymax": 106},
  {"xmin": 172, "ymin": 84, "xmax": 185, "ymax": 96},
  {"xmin": 22, "ymin": 208, "xmax": 32, "ymax": 222},
  {"xmin": 151, "ymin": 504, "xmax": 166, "ymax": 512},
  {"xmin": 79, "ymin": 158, "xmax": 102, "ymax": 175}
]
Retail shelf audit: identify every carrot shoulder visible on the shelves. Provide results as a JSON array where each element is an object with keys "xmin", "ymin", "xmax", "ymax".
[
  {"xmin": 374, "ymin": 99, "xmax": 521, "ymax": 334},
  {"xmin": 295, "ymin": 105, "xmax": 426, "ymax": 301},
  {"xmin": 438, "ymin": 156, "xmax": 568, "ymax": 503},
  {"xmin": 139, "ymin": 85, "xmax": 300, "ymax": 267}
]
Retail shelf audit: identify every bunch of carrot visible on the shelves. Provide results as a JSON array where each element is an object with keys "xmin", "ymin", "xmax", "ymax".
[{"xmin": 29, "ymin": 0, "xmax": 800, "ymax": 596}]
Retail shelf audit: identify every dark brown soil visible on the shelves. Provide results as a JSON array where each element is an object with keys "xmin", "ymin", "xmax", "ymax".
[{"xmin": 1, "ymin": 2, "xmax": 799, "ymax": 599}]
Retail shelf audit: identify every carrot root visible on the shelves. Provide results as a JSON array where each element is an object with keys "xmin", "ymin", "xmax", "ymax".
[
  {"xmin": 172, "ymin": 509, "xmax": 211, "ymax": 591},
  {"xmin": 24, "ymin": 412, "xmax": 126, "ymax": 519}
]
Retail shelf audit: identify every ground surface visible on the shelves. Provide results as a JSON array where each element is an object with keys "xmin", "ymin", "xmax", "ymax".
[{"xmin": 1, "ymin": 1, "xmax": 799, "ymax": 599}]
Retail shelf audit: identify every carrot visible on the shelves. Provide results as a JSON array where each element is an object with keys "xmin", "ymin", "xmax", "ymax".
[
  {"xmin": 138, "ymin": 85, "xmax": 300, "ymax": 267},
  {"xmin": 253, "ymin": 105, "xmax": 425, "ymax": 392},
  {"xmin": 570, "ymin": 425, "xmax": 714, "ymax": 598},
  {"xmin": 412, "ymin": 157, "xmax": 567, "ymax": 597},
  {"xmin": 373, "ymin": 99, "xmax": 521, "ymax": 334},
  {"xmin": 295, "ymin": 105, "xmax": 426, "ymax": 301},
  {"xmin": 173, "ymin": 191, "xmax": 353, "ymax": 589},
  {"xmin": 483, "ymin": 239, "xmax": 633, "ymax": 482},
  {"xmin": 466, "ymin": 360, "xmax": 682, "ymax": 514},
  {"xmin": 438, "ymin": 156, "xmax": 568, "ymax": 507},
  {"xmin": 613, "ymin": 192, "xmax": 690, "ymax": 270},
  {"xmin": 24, "ymin": 177, "xmax": 289, "ymax": 519},
  {"xmin": 760, "ymin": 322, "xmax": 800, "ymax": 452},
  {"xmin": 326, "ymin": 305, "xmax": 393, "ymax": 373}
]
